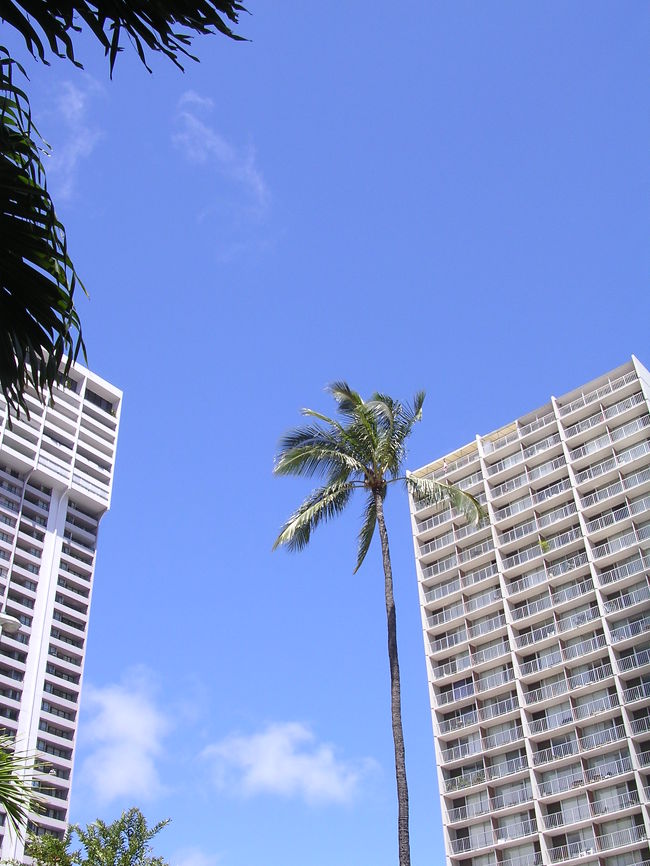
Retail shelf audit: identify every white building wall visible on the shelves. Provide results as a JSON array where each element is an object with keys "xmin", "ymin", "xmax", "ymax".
[
  {"xmin": 0, "ymin": 365, "xmax": 121, "ymax": 860},
  {"xmin": 410, "ymin": 356, "xmax": 650, "ymax": 866}
]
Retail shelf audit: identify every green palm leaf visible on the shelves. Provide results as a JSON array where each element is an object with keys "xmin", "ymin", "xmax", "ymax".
[{"xmin": 0, "ymin": 736, "xmax": 38, "ymax": 835}]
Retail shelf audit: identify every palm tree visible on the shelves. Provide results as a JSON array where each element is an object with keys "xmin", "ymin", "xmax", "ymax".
[{"xmin": 273, "ymin": 383, "xmax": 483, "ymax": 866}]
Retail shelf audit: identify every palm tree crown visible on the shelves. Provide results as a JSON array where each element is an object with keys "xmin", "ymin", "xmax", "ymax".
[{"xmin": 273, "ymin": 383, "xmax": 482, "ymax": 866}]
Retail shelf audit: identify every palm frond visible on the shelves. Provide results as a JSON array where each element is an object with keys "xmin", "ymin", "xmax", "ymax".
[
  {"xmin": 272, "ymin": 482, "xmax": 355, "ymax": 553},
  {"xmin": 3, "ymin": 1, "xmax": 247, "ymax": 75},
  {"xmin": 354, "ymin": 492, "xmax": 378, "ymax": 574},
  {"xmin": 0, "ymin": 736, "xmax": 38, "ymax": 835},
  {"xmin": 406, "ymin": 475, "xmax": 484, "ymax": 525},
  {"xmin": 274, "ymin": 421, "xmax": 366, "ymax": 479},
  {"xmin": 0, "ymin": 48, "xmax": 85, "ymax": 416},
  {"xmin": 407, "ymin": 390, "xmax": 425, "ymax": 423},
  {"xmin": 325, "ymin": 381, "xmax": 364, "ymax": 417}
]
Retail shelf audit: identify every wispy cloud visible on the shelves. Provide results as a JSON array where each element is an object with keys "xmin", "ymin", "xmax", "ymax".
[
  {"xmin": 47, "ymin": 79, "xmax": 103, "ymax": 201},
  {"xmin": 172, "ymin": 90, "xmax": 270, "ymax": 218},
  {"xmin": 78, "ymin": 667, "xmax": 170, "ymax": 805},
  {"xmin": 202, "ymin": 722, "xmax": 374, "ymax": 805}
]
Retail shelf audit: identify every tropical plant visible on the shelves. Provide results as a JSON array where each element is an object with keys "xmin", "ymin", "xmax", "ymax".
[
  {"xmin": 0, "ymin": 735, "xmax": 38, "ymax": 834},
  {"xmin": 26, "ymin": 808, "xmax": 170, "ymax": 866},
  {"xmin": 0, "ymin": 0, "xmax": 247, "ymax": 414},
  {"xmin": 0, "ymin": 49, "xmax": 84, "ymax": 416},
  {"xmin": 272, "ymin": 383, "xmax": 483, "ymax": 866}
]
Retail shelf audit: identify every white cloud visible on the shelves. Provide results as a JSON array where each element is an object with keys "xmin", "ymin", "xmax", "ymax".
[
  {"xmin": 47, "ymin": 79, "xmax": 103, "ymax": 200},
  {"xmin": 173, "ymin": 848, "xmax": 222, "ymax": 866},
  {"xmin": 78, "ymin": 667, "xmax": 170, "ymax": 805},
  {"xmin": 203, "ymin": 722, "xmax": 373, "ymax": 805},
  {"xmin": 172, "ymin": 91, "xmax": 269, "ymax": 215}
]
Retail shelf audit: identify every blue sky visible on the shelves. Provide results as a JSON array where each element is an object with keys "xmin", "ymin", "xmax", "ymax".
[{"xmin": 3, "ymin": 2, "xmax": 649, "ymax": 864}]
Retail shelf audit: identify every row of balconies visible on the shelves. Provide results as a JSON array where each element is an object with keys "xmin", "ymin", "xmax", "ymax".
[{"xmin": 435, "ymin": 648, "xmax": 646, "ymax": 709}]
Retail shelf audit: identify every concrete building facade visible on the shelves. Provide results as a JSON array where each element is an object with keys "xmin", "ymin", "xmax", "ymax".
[
  {"xmin": 410, "ymin": 357, "xmax": 650, "ymax": 866},
  {"xmin": 0, "ymin": 366, "xmax": 121, "ymax": 859}
]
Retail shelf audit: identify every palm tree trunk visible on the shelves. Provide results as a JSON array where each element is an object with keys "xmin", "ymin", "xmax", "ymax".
[{"xmin": 374, "ymin": 490, "xmax": 411, "ymax": 866}]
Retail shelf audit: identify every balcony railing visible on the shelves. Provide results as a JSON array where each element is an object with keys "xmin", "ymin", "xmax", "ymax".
[
  {"xmin": 524, "ymin": 432, "xmax": 562, "ymax": 460},
  {"xmin": 543, "ymin": 804, "xmax": 592, "ymax": 829},
  {"xmin": 596, "ymin": 825, "xmax": 647, "ymax": 851},
  {"xmin": 489, "ymin": 786, "xmax": 533, "ymax": 813},
  {"xmin": 529, "ymin": 708, "xmax": 575, "ymax": 735},
  {"xmin": 432, "ymin": 655, "xmax": 471, "ymax": 679},
  {"xmin": 569, "ymin": 432, "xmax": 611, "ymax": 462},
  {"xmin": 604, "ymin": 584, "xmax": 650, "ymax": 613},
  {"xmin": 441, "ymin": 740, "xmax": 482, "ymax": 763},
  {"xmin": 482, "ymin": 725, "xmax": 523, "ymax": 750},
  {"xmin": 623, "ymin": 682, "xmax": 650, "ymax": 704},
  {"xmin": 630, "ymin": 715, "xmax": 650, "ymax": 735},
  {"xmin": 563, "ymin": 632, "xmax": 607, "ymax": 660},
  {"xmin": 638, "ymin": 749, "xmax": 650, "ymax": 767},
  {"xmin": 500, "ymin": 518, "xmax": 537, "ymax": 547},
  {"xmin": 447, "ymin": 799, "xmax": 491, "ymax": 823},
  {"xmin": 437, "ymin": 684, "xmax": 475, "ymax": 706},
  {"xmin": 591, "ymin": 790, "xmax": 640, "ymax": 816},
  {"xmin": 495, "ymin": 817, "xmax": 537, "ymax": 842},
  {"xmin": 537, "ymin": 769, "xmax": 584, "ymax": 797},
  {"xmin": 475, "ymin": 668, "xmax": 515, "ymax": 693},
  {"xmin": 508, "ymin": 567, "xmax": 547, "ymax": 597},
  {"xmin": 586, "ymin": 504, "xmax": 633, "ymax": 535},
  {"xmin": 485, "ymin": 754, "xmax": 528, "ymax": 780},
  {"xmin": 494, "ymin": 494, "xmax": 533, "ymax": 523},
  {"xmin": 582, "ymin": 479, "xmax": 624, "ymax": 509},
  {"xmin": 565, "ymin": 408, "xmax": 605, "ymax": 439},
  {"xmin": 533, "ymin": 739, "xmax": 579, "ymax": 766},
  {"xmin": 558, "ymin": 370, "xmax": 637, "ymax": 417},
  {"xmin": 478, "ymin": 694, "xmax": 519, "ymax": 721},
  {"xmin": 430, "ymin": 629, "xmax": 467, "ymax": 654},
  {"xmin": 551, "ymin": 578, "xmax": 594, "ymax": 606},
  {"xmin": 461, "ymin": 561, "xmax": 499, "ymax": 588},
  {"xmin": 502, "ymin": 543, "xmax": 543, "ymax": 571},
  {"xmin": 467, "ymin": 613, "xmax": 506, "ymax": 639},
  {"xmin": 579, "ymin": 723, "xmax": 626, "ymax": 751},
  {"xmin": 428, "ymin": 603, "xmax": 464, "ymax": 629},
  {"xmin": 584, "ymin": 755, "xmax": 633, "ymax": 782},
  {"xmin": 546, "ymin": 550, "xmax": 589, "ymax": 579},
  {"xmin": 529, "ymin": 456, "xmax": 566, "ymax": 483},
  {"xmin": 548, "ymin": 839, "xmax": 596, "ymax": 863},
  {"xmin": 487, "ymin": 450, "xmax": 524, "ymax": 477},
  {"xmin": 516, "ymin": 620, "xmax": 557, "ymax": 649},
  {"xmin": 512, "ymin": 594, "xmax": 553, "ymax": 621},
  {"xmin": 471, "ymin": 640, "xmax": 510, "ymax": 667},
  {"xmin": 519, "ymin": 650, "xmax": 563, "ymax": 677},
  {"xmin": 424, "ymin": 577, "xmax": 461, "ymax": 604},
  {"xmin": 525, "ymin": 679, "xmax": 568, "ymax": 705},
  {"xmin": 617, "ymin": 648, "xmax": 650, "ymax": 672},
  {"xmin": 444, "ymin": 768, "xmax": 486, "ymax": 793},
  {"xmin": 593, "ymin": 527, "xmax": 648, "ymax": 560},
  {"xmin": 532, "ymin": 477, "xmax": 571, "ymax": 505},
  {"xmin": 491, "ymin": 473, "xmax": 528, "ymax": 500},
  {"xmin": 567, "ymin": 663, "xmax": 613, "ymax": 690},
  {"xmin": 597, "ymin": 553, "xmax": 650, "ymax": 586},
  {"xmin": 557, "ymin": 605, "xmax": 600, "ymax": 632},
  {"xmin": 520, "ymin": 412, "xmax": 555, "ymax": 438},
  {"xmin": 437, "ymin": 710, "xmax": 478, "ymax": 735},
  {"xmin": 450, "ymin": 831, "xmax": 493, "ymax": 854},
  {"xmin": 466, "ymin": 587, "xmax": 502, "ymax": 613},
  {"xmin": 539, "ymin": 501, "xmax": 578, "ymax": 530}
]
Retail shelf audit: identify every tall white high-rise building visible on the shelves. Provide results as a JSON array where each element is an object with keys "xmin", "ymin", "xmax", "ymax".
[
  {"xmin": 409, "ymin": 357, "xmax": 650, "ymax": 866},
  {"xmin": 0, "ymin": 365, "xmax": 121, "ymax": 860}
]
